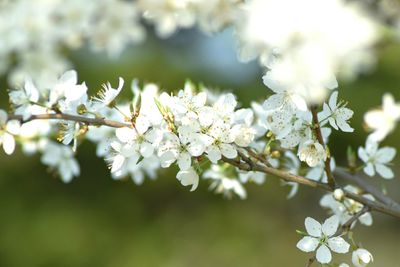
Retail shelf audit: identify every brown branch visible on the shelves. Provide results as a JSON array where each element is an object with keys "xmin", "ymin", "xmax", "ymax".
[
  {"xmin": 8, "ymin": 113, "xmax": 131, "ymax": 128},
  {"xmin": 222, "ymin": 155, "xmax": 400, "ymax": 219},
  {"xmin": 311, "ymin": 107, "xmax": 335, "ymax": 189},
  {"xmin": 334, "ymin": 167, "xmax": 400, "ymax": 211}
]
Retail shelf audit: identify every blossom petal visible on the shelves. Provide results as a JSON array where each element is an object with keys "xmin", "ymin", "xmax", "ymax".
[
  {"xmin": 178, "ymin": 152, "xmax": 191, "ymax": 170},
  {"xmin": 375, "ymin": 164, "xmax": 394, "ymax": 179},
  {"xmin": 322, "ymin": 215, "xmax": 339, "ymax": 237},
  {"xmin": 316, "ymin": 244, "xmax": 332, "ymax": 264},
  {"xmin": 296, "ymin": 236, "xmax": 319, "ymax": 252},
  {"xmin": 2, "ymin": 133, "xmax": 15, "ymax": 155},
  {"xmin": 305, "ymin": 217, "xmax": 322, "ymax": 237},
  {"xmin": 327, "ymin": 237, "xmax": 350, "ymax": 254}
]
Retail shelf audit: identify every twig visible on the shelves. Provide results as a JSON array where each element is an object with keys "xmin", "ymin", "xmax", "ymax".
[
  {"xmin": 311, "ymin": 106, "xmax": 335, "ymax": 189},
  {"xmin": 222, "ymin": 155, "xmax": 400, "ymax": 219},
  {"xmin": 335, "ymin": 206, "xmax": 370, "ymax": 236},
  {"xmin": 306, "ymin": 256, "xmax": 315, "ymax": 267},
  {"xmin": 8, "ymin": 113, "xmax": 131, "ymax": 128},
  {"xmin": 335, "ymin": 167, "xmax": 400, "ymax": 210}
]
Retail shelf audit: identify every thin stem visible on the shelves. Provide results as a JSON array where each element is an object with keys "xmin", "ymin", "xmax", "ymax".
[
  {"xmin": 335, "ymin": 206, "xmax": 370, "ymax": 236},
  {"xmin": 311, "ymin": 106, "xmax": 335, "ymax": 189},
  {"xmin": 306, "ymin": 256, "xmax": 315, "ymax": 267}
]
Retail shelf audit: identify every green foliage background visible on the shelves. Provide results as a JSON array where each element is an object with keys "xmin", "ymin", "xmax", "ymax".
[{"xmin": 0, "ymin": 29, "xmax": 399, "ymax": 266}]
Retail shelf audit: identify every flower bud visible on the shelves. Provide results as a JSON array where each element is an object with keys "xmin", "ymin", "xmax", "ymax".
[
  {"xmin": 333, "ymin": 188, "xmax": 345, "ymax": 202},
  {"xmin": 352, "ymin": 248, "xmax": 373, "ymax": 267}
]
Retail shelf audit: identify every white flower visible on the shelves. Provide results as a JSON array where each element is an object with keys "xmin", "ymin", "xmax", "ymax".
[
  {"xmin": 352, "ymin": 248, "xmax": 373, "ymax": 267},
  {"xmin": 41, "ymin": 141, "xmax": 80, "ymax": 183},
  {"xmin": 158, "ymin": 128, "xmax": 206, "ymax": 171},
  {"xmin": 9, "ymin": 78, "xmax": 40, "ymax": 120},
  {"xmin": 94, "ymin": 77, "xmax": 124, "ymax": 106},
  {"xmin": 238, "ymin": 170, "xmax": 265, "ymax": 185},
  {"xmin": 109, "ymin": 141, "xmax": 139, "ymax": 175},
  {"xmin": 358, "ymin": 137, "xmax": 396, "ymax": 179},
  {"xmin": 176, "ymin": 167, "xmax": 199, "ymax": 191},
  {"xmin": 297, "ymin": 216, "xmax": 350, "ymax": 264},
  {"xmin": 205, "ymin": 121, "xmax": 238, "ymax": 163},
  {"xmin": 298, "ymin": 140, "xmax": 327, "ymax": 167},
  {"xmin": 319, "ymin": 91, "xmax": 354, "ymax": 132},
  {"xmin": 364, "ymin": 93, "xmax": 400, "ymax": 141},
  {"xmin": 58, "ymin": 121, "xmax": 81, "ymax": 152},
  {"xmin": 203, "ymin": 165, "xmax": 247, "ymax": 199},
  {"xmin": 320, "ymin": 185, "xmax": 374, "ymax": 227},
  {"xmin": 0, "ymin": 110, "xmax": 20, "ymax": 155},
  {"xmin": 49, "ymin": 70, "xmax": 88, "ymax": 106}
]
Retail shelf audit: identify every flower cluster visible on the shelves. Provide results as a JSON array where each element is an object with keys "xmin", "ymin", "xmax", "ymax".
[{"xmin": 1, "ymin": 68, "xmax": 398, "ymax": 266}]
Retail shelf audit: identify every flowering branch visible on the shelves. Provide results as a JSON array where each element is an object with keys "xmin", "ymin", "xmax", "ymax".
[
  {"xmin": 335, "ymin": 167, "xmax": 400, "ymax": 211},
  {"xmin": 223, "ymin": 153, "xmax": 400, "ymax": 219},
  {"xmin": 2, "ymin": 69, "xmax": 400, "ymax": 266},
  {"xmin": 8, "ymin": 113, "xmax": 131, "ymax": 128}
]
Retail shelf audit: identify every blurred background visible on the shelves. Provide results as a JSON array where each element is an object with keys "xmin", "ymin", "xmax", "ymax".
[{"xmin": 0, "ymin": 28, "xmax": 399, "ymax": 266}]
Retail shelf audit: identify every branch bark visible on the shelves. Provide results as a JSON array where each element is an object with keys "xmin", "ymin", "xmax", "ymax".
[
  {"xmin": 223, "ymin": 154, "xmax": 400, "ymax": 219},
  {"xmin": 8, "ymin": 113, "xmax": 131, "ymax": 128},
  {"xmin": 334, "ymin": 167, "xmax": 400, "ymax": 211}
]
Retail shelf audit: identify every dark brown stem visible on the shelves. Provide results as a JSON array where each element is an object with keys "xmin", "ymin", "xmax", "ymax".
[{"xmin": 311, "ymin": 106, "xmax": 335, "ymax": 189}]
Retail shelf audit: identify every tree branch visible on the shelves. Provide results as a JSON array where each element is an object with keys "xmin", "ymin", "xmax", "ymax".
[
  {"xmin": 334, "ymin": 167, "xmax": 400, "ymax": 211},
  {"xmin": 223, "ymin": 155, "xmax": 400, "ymax": 219},
  {"xmin": 8, "ymin": 113, "xmax": 131, "ymax": 128}
]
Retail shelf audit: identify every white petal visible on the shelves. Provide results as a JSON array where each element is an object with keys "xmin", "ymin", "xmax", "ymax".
[
  {"xmin": 329, "ymin": 91, "xmax": 338, "ymax": 109},
  {"xmin": 2, "ymin": 133, "xmax": 15, "ymax": 155},
  {"xmin": 135, "ymin": 115, "xmax": 150, "ymax": 135},
  {"xmin": 363, "ymin": 163, "xmax": 375, "ymax": 177},
  {"xmin": 296, "ymin": 237, "xmax": 319, "ymax": 252},
  {"xmin": 116, "ymin": 127, "xmax": 136, "ymax": 143},
  {"xmin": 220, "ymin": 144, "xmax": 237, "ymax": 159},
  {"xmin": 375, "ymin": 147, "xmax": 396, "ymax": 163},
  {"xmin": 6, "ymin": 120, "xmax": 20, "ymax": 135},
  {"xmin": 305, "ymin": 217, "xmax": 322, "ymax": 237},
  {"xmin": 357, "ymin": 147, "xmax": 368, "ymax": 163},
  {"xmin": 207, "ymin": 146, "xmax": 221, "ymax": 163},
  {"xmin": 178, "ymin": 152, "xmax": 191, "ymax": 170},
  {"xmin": 322, "ymin": 215, "xmax": 339, "ymax": 237},
  {"xmin": 359, "ymin": 213, "xmax": 373, "ymax": 226},
  {"xmin": 327, "ymin": 237, "xmax": 350, "ymax": 253},
  {"xmin": 111, "ymin": 154, "xmax": 125, "ymax": 173},
  {"xmin": 316, "ymin": 244, "xmax": 332, "ymax": 264},
  {"xmin": 140, "ymin": 142, "xmax": 154, "ymax": 158},
  {"xmin": 375, "ymin": 164, "xmax": 394, "ymax": 179}
]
